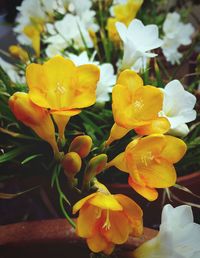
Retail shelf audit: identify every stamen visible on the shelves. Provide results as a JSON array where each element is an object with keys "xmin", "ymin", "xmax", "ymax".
[
  {"xmin": 102, "ymin": 209, "xmax": 111, "ymax": 230},
  {"xmin": 141, "ymin": 151, "xmax": 154, "ymax": 166},
  {"xmin": 133, "ymin": 99, "xmax": 144, "ymax": 110},
  {"xmin": 55, "ymin": 82, "xmax": 66, "ymax": 94}
]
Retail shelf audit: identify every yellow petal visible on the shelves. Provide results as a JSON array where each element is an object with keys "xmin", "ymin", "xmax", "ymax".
[
  {"xmin": 128, "ymin": 176, "xmax": 158, "ymax": 201},
  {"xmin": 102, "ymin": 210, "xmax": 130, "ymax": 244},
  {"xmin": 114, "ymin": 194, "xmax": 143, "ymax": 237},
  {"xmin": 131, "ymin": 86, "xmax": 163, "ymax": 121},
  {"xmin": 72, "ymin": 193, "xmax": 96, "ymax": 214},
  {"xmin": 117, "ymin": 70, "xmax": 143, "ymax": 95},
  {"xmin": 87, "ymin": 233, "xmax": 109, "ymax": 254},
  {"xmin": 53, "ymin": 114, "xmax": 70, "ymax": 140},
  {"xmin": 106, "ymin": 123, "xmax": 131, "ymax": 146},
  {"xmin": 160, "ymin": 135, "xmax": 187, "ymax": 164},
  {"xmin": 107, "ymin": 152, "xmax": 129, "ymax": 173},
  {"xmin": 103, "ymin": 243, "xmax": 115, "ymax": 255},
  {"xmin": 125, "ymin": 135, "xmax": 166, "ymax": 170},
  {"xmin": 134, "ymin": 117, "xmax": 170, "ymax": 135},
  {"xmin": 69, "ymin": 64, "xmax": 100, "ymax": 109},
  {"xmin": 139, "ymin": 158, "xmax": 177, "ymax": 188},
  {"xmin": 89, "ymin": 192, "xmax": 123, "ymax": 211},
  {"xmin": 50, "ymin": 109, "xmax": 81, "ymax": 116},
  {"xmin": 76, "ymin": 204, "xmax": 98, "ymax": 238},
  {"xmin": 114, "ymin": 194, "xmax": 143, "ymax": 220}
]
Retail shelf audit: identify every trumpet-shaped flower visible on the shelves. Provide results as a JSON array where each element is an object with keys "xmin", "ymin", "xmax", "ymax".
[
  {"xmin": 73, "ymin": 182, "xmax": 143, "ymax": 254},
  {"xmin": 161, "ymin": 12, "xmax": 194, "ymax": 65},
  {"xmin": 68, "ymin": 51, "xmax": 116, "ymax": 103},
  {"xmin": 107, "ymin": 0, "xmax": 143, "ymax": 44},
  {"xmin": 9, "ymin": 92, "xmax": 59, "ymax": 155},
  {"xmin": 106, "ymin": 70, "xmax": 170, "ymax": 145},
  {"xmin": 159, "ymin": 80, "xmax": 197, "ymax": 137},
  {"xmin": 132, "ymin": 204, "xmax": 200, "ymax": 258},
  {"xmin": 108, "ymin": 134, "xmax": 187, "ymax": 201},
  {"xmin": 26, "ymin": 56, "xmax": 100, "ymax": 138},
  {"xmin": 116, "ymin": 19, "xmax": 163, "ymax": 70}
]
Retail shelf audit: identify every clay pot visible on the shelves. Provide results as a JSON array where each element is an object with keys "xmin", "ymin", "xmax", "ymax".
[{"xmin": 0, "ymin": 219, "xmax": 157, "ymax": 258}]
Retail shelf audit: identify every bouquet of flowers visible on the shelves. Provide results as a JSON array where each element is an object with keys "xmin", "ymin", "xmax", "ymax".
[{"xmin": 0, "ymin": 0, "xmax": 200, "ymax": 257}]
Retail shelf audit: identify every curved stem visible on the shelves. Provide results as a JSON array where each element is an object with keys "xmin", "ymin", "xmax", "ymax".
[{"xmin": 54, "ymin": 165, "xmax": 76, "ymax": 229}]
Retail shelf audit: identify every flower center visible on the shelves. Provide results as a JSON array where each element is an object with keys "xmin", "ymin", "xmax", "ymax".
[
  {"xmin": 141, "ymin": 151, "xmax": 154, "ymax": 166},
  {"xmin": 133, "ymin": 99, "xmax": 144, "ymax": 110},
  {"xmin": 55, "ymin": 82, "xmax": 66, "ymax": 95},
  {"xmin": 102, "ymin": 209, "xmax": 111, "ymax": 230}
]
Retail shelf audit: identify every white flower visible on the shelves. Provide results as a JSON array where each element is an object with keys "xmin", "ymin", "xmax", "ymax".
[
  {"xmin": 116, "ymin": 19, "xmax": 163, "ymax": 70},
  {"xmin": 0, "ymin": 58, "xmax": 25, "ymax": 84},
  {"xmin": 159, "ymin": 80, "xmax": 196, "ymax": 137},
  {"xmin": 161, "ymin": 12, "xmax": 194, "ymax": 65},
  {"xmin": 133, "ymin": 204, "xmax": 200, "ymax": 258},
  {"xmin": 68, "ymin": 51, "xmax": 116, "ymax": 103},
  {"xmin": 54, "ymin": 14, "xmax": 93, "ymax": 49}
]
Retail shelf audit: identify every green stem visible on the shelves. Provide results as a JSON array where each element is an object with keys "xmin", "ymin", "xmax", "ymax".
[{"xmin": 54, "ymin": 165, "xmax": 76, "ymax": 229}]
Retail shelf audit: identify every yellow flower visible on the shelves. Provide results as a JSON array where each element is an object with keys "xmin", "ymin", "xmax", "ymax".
[
  {"xmin": 107, "ymin": 0, "xmax": 143, "ymax": 43},
  {"xmin": 106, "ymin": 70, "xmax": 170, "ymax": 145},
  {"xmin": 73, "ymin": 183, "xmax": 143, "ymax": 255},
  {"xmin": 23, "ymin": 24, "xmax": 43, "ymax": 57},
  {"xmin": 26, "ymin": 56, "xmax": 100, "ymax": 139},
  {"xmin": 9, "ymin": 92, "xmax": 59, "ymax": 156},
  {"xmin": 107, "ymin": 134, "xmax": 187, "ymax": 201},
  {"xmin": 9, "ymin": 45, "xmax": 29, "ymax": 62}
]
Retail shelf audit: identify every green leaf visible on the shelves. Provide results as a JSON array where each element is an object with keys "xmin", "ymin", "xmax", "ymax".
[
  {"xmin": 0, "ymin": 145, "xmax": 33, "ymax": 163},
  {"xmin": 21, "ymin": 154, "xmax": 43, "ymax": 164},
  {"xmin": 0, "ymin": 185, "xmax": 39, "ymax": 199}
]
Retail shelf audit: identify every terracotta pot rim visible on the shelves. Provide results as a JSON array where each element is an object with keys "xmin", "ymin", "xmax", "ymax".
[{"xmin": 0, "ymin": 218, "xmax": 157, "ymax": 251}]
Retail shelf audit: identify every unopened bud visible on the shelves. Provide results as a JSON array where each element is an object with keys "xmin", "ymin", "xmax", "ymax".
[
  {"xmin": 69, "ymin": 135, "xmax": 92, "ymax": 158},
  {"xmin": 62, "ymin": 152, "xmax": 82, "ymax": 178},
  {"xmin": 82, "ymin": 154, "xmax": 107, "ymax": 191}
]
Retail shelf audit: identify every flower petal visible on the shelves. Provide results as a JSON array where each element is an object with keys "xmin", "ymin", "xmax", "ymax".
[
  {"xmin": 139, "ymin": 158, "xmax": 177, "ymax": 188},
  {"xmin": 87, "ymin": 233, "xmax": 109, "ymax": 254},
  {"xmin": 76, "ymin": 204, "xmax": 98, "ymax": 238},
  {"xmin": 128, "ymin": 176, "xmax": 158, "ymax": 201},
  {"xmin": 73, "ymin": 193, "xmax": 96, "ymax": 214},
  {"xmin": 160, "ymin": 135, "xmax": 187, "ymax": 164},
  {"xmin": 88, "ymin": 192, "xmax": 123, "ymax": 211},
  {"xmin": 69, "ymin": 64, "xmax": 100, "ymax": 109},
  {"xmin": 102, "ymin": 210, "xmax": 130, "ymax": 244},
  {"xmin": 134, "ymin": 117, "xmax": 170, "ymax": 135},
  {"xmin": 106, "ymin": 123, "xmax": 131, "ymax": 146},
  {"xmin": 107, "ymin": 152, "xmax": 129, "ymax": 173},
  {"xmin": 117, "ymin": 69, "xmax": 143, "ymax": 95}
]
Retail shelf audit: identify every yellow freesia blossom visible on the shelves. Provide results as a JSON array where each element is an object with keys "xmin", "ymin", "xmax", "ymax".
[
  {"xmin": 106, "ymin": 70, "xmax": 170, "ymax": 145},
  {"xmin": 73, "ymin": 182, "xmax": 143, "ymax": 254},
  {"xmin": 9, "ymin": 92, "xmax": 59, "ymax": 156},
  {"xmin": 23, "ymin": 24, "xmax": 43, "ymax": 57},
  {"xmin": 9, "ymin": 45, "xmax": 29, "ymax": 62},
  {"xmin": 107, "ymin": 134, "xmax": 187, "ymax": 201},
  {"xmin": 26, "ymin": 56, "xmax": 100, "ymax": 139},
  {"xmin": 107, "ymin": 0, "xmax": 143, "ymax": 44}
]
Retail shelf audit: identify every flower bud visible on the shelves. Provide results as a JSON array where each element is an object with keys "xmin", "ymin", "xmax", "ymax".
[
  {"xmin": 9, "ymin": 92, "xmax": 59, "ymax": 156},
  {"xmin": 82, "ymin": 154, "xmax": 108, "ymax": 191},
  {"xmin": 69, "ymin": 135, "xmax": 92, "ymax": 158},
  {"xmin": 9, "ymin": 45, "xmax": 29, "ymax": 62},
  {"xmin": 62, "ymin": 152, "xmax": 82, "ymax": 178}
]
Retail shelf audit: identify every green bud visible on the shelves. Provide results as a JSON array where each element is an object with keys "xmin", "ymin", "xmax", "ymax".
[
  {"xmin": 82, "ymin": 154, "xmax": 108, "ymax": 191},
  {"xmin": 69, "ymin": 135, "xmax": 92, "ymax": 158},
  {"xmin": 62, "ymin": 152, "xmax": 82, "ymax": 178}
]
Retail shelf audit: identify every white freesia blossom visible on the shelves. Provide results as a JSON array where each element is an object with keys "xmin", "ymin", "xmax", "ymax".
[
  {"xmin": 159, "ymin": 80, "xmax": 196, "ymax": 136},
  {"xmin": 0, "ymin": 58, "xmax": 25, "ymax": 84},
  {"xmin": 133, "ymin": 204, "xmax": 200, "ymax": 258},
  {"xmin": 116, "ymin": 19, "xmax": 163, "ymax": 70},
  {"xmin": 47, "ymin": 14, "xmax": 93, "ymax": 50},
  {"xmin": 68, "ymin": 51, "xmax": 116, "ymax": 103},
  {"xmin": 162, "ymin": 12, "xmax": 194, "ymax": 65}
]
